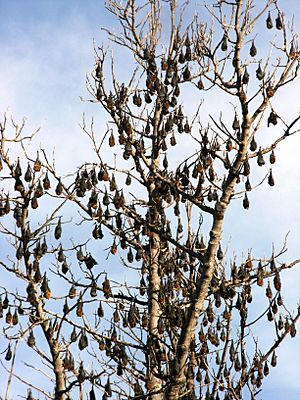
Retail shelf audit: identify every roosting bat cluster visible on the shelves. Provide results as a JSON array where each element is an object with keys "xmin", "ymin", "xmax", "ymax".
[{"xmin": 0, "ymin": 1, "xmax": 300, "ymax": 400}]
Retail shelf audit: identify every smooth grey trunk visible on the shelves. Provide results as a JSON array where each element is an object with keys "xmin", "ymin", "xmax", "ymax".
[
  {"xmin": 49, "ymin": 341, "xmax": 66, "ymax": 400},
  {"xmin": 147, "ymin": 108, "xmax": 163, "ymax": 399},
  {"xmin": 165, "ymin": 106, "xmax": 251, "ymax": 398},
  {"xmin": 147, "ymin": 237, "xmax": 164, "ymax": 399},
  {"xmin": 33, "ymin": 283, "xmax": 66, "ymax": 400}
]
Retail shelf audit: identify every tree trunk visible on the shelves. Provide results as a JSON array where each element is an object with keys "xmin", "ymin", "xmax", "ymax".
[
  {"xmin": 52, "ymin": 346, "xmax": 66, "ymax": 400},
  {"xmin": 166, "ymin": 116, "xmax": 251, "ymax": 397},
  {"xmin": 33, "ymin": 283, "xmax": 66, "ymax": 400},
  {"xmin": 146, "ymin": 101, "xmax": 164, "ymax": 400},
  {"xmin": 147, "ymin": 237, "xmax": 163, "ymax": 399}
]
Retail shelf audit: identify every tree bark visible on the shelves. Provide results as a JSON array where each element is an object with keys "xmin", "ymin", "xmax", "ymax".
[
  {"xmin": 166, "ymin": 111, "xmax": 252, "ymax": 398},
  {"xmin": 147, "ymin": 235, "xmax": 163, "ymax": 399},
  {"xmin": 33, "ymin": 283, "xmax": 66, "ymax": 400},
  {"xmin": 147, "ymin": 107, "xmax": 163, "ymax": 399}
]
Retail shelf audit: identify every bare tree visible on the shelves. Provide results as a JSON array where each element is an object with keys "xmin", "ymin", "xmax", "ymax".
[{"xmin": 0, "ymin": 1, "xmax": 300, "ymax": 399}]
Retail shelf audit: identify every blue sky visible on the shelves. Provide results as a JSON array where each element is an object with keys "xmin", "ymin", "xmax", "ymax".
[{"xmin": 0, "ymin": 0, "xmax": 299, "ymax": 399}]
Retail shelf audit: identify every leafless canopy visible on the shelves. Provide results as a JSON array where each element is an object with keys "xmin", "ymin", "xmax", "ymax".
[{"xmin": 0, "ymin": 1, "xmax": 300, "ymax": 399}]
